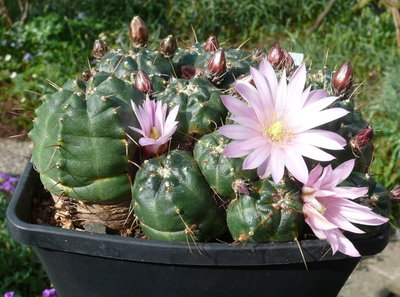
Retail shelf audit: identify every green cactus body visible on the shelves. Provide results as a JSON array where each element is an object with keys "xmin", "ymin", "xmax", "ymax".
[
  {"xmin": 132, "ymin": 150, "xmax": 226, "ymax": 241},
  {"xmin": 326, "ymin": 100, "xmax": 374, "ymax": 172},
  {"xmin": 193, "ymin": 132, "xmax": 257, "ymax": 197},
  {"xmin": 227, "ymin": 178, "xmax": 304, "ymax": 242},
  {"xmin": 29, "ymin": 72, "xmax": 145, "ymax": 202},
  {"xmin": 96, "ymin": 48, "xmax": 173, "ymax": 93},
  {"xmin": 156, "ymin": 77, "xmax": 227, "ymax": 136},
  {"xmin": 173, "ymin": 43, "xmax": 253, "ymax": 88}
]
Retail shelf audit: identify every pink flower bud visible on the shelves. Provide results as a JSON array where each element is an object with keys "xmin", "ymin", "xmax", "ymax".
[
  {"xmin": 160, "ymin": 35, "xmax": 178, "ymax": 58},
  {"xmin": 180, "ymin": 65, "xmax": 200, "ymax": 79},
  {"xmin": 233, "ymin": 179, "xmax": 250, "ymax": 195},
  {"xmin": 130, "ymin": 16, "xmax": 149, "ymax": 47},
  {"xmin": 135, "ymin": 70, "xmax": 153, "ymax": 94},
  {"xmin": 282, "ymin": 48, "xmax": 294, "ymax": 70},
  {"xmin": 353, "ymin": 127, "xmax": 374, "ymax": 149},
  {"xmin": 237, "ymin": 73, "xmax": 255, "ymax": 86},
  {"xmin": 204, "ymin": 35, "xmax": 220, "ymax": 52},
  {"xmin": 208, "ymin": 49, "xmax": 226, "ymax": 77},
  {"xmin": 390, "ymin": 186, "xmax": 400, "ymax": 203},
  {"xmin": 92, "ymin": 39, "xmax": 107, "ymax": 60},
  {"xmin": 332, "ymin": 61, "xmax": 353, "ymax": 96},
  {"xmin": 267, "ymin": 44, "xmax": 284, "ymax": 68}
]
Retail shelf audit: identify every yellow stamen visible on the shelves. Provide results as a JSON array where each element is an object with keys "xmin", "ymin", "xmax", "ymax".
[
  {"xmin": 150, "ymin": 127, "xmax": 160, "ymax": 139},
  {"xmin": 267, "ymin": 121, "xmax": 284, "ymax": 140}
]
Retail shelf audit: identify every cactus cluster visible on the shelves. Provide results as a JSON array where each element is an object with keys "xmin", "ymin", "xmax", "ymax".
[{"xmin": 29, "ymin": 16, "xmax": 391, "ymax": 252}]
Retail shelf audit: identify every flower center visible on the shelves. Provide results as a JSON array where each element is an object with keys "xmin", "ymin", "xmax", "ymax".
[
  {"xmin": 149, "ymin": 127, "xmax": 160, "ymax": 139},
  {"xmin": 261, "ymin": 119, "xmax": 292, "ymax": 145}
]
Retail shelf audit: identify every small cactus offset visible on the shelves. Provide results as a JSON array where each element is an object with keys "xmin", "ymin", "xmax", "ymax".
[
  {"xmin": 227, "ymin": 178, "xmax": 304, "ymax": 243},
  {"xmin": 28, "ymin": 16, "xmax": 391, "ymax": 256}
]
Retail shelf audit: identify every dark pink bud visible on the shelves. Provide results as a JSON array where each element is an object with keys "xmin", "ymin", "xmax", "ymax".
[
  {"xmin": 208, "ymin": 49, "xmax": 226, "ymax": 77},
  {"xmin": 282, "ymin": 48, "xmax": 294, "ymax": 70},
  {"xmin": 332, "ymin": 62, "xmax": 353, "ymax": 96},
  {"xmin": 130, "ymin": 16, "xmax": 149, "ymax": 47},
  {"xmin": 160, "ymin": 35, "xmax": 178, "ymax": 58},
  {"xmin": 81, "ymin": 69, "xmax": 92, "ymax": 81},
  {"xmin": 390, "ymin": 186, "xmax": 400, "ymax": 203},
  {"xmin": 233, "ymin": 180, "xmax": 250, "ymax": 195},
  {"xmin": 237, "ymin": 73, "xmax": 255, "ymax": 86},
  {"xmin": 267, "ymin": 44, "xmax": 284, "ymax": 68},
  {"xmin": 353, "ymin": 127, "xmax": 374, "ymax": 149},
  {"xmin": 92, "ymin": 39, "xmax": 108, "ymax": 60},
  {"xmin": 135, "ymin": 70, "xmax": 153, "ymax": 94},
  {"xmin": 204, "ymin": 35, "xmax": 220, "ymax": 52},
  {"xmin": 180, "ymin": 65, "xmax": 200, "ymax": 79}
]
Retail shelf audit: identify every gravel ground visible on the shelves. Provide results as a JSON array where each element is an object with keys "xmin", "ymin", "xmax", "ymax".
[{"xmin": 0, "ymin": 138, "xmax": 31, "ymax": 175}]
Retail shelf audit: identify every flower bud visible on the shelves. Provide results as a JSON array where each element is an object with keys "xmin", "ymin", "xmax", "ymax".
[
  {"xmin": 92, "ymin": 39, "xmax": 107, "ymax": 60},
  {"xmin": 282, "ymin": 48, "xmax": 294, "ymax": 70},
  {"xmin": 81, "ymin": 69, "xmax": 92, "ymax": 81},
  {"xmin": 207, "ymin": 49, "xmax": 226, "ymax": 77},
  {"xmin": 233, "ymin": 179, "xmax": 250, "ymax": 195},
  {"xmin": 160, "ymin": 35, "xmax": 178, "ymax": 58},
  {"xmin": 237, "ymin": 73, "xmax": 255, "ymax": 86},
  {"xmin": 180, "ymin": 65, "xmax": 200, "ymax": 79},
  {"xmin": 129, "ymin": 16, "xmax": 149, "ymax": 47},
  {"xmin": 267, "ymin": 44, "xmax": 284, "ymax": 68},
  {"xmin": 353, "ymin": 127, "xmax": 374, "ymax": 149},
  {"xmin": 135, "ymin": 70, "xmax": 153, "ymax": 94},
  {"xmin": 332, "ymin": 61, "xmax": 353, "ymax": 96},
  {"xmin": 204, "ymin": 35, "xmax": 220, "ymax": 52},
  {"xmin": 390, "ymin": 186, "xmax": 400, "ymax": 203}
]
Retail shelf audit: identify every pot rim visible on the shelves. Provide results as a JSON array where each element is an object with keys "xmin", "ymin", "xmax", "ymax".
[{"xmin": 6, "ymin": 162, "xmax": 390, "ymax": 267}]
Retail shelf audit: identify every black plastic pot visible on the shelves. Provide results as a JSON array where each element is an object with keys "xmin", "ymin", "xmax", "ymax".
[{"xmin": 7, "ymin": 162, "xmax": 390, "ymax": 297}]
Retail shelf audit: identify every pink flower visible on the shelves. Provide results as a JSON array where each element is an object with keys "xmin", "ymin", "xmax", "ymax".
[
  {"xmin": 302, "ymin": 159, "xmax": 389, "ymax": 257},
  {"xmin": 129, "ymin": 96, "xmax": 179, "ymax": 158},
  {"xmin": 218, "ymin": 59, "xmax": 349, "ymax": 183}
]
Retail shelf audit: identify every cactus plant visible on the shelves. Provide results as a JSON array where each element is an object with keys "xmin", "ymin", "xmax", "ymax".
[
  {"xmin": 227, "ymin": 177, "xmax": 304, "ymax": 242},
  {"xmin": 29, "ymin": 71, "xmax": 145, "ymax": 233},
  {"xmin": 28, "ymin": 16, "xmax": 390, "ymax": 257}
]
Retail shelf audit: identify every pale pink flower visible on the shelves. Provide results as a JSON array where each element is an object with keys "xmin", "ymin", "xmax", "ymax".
[
  {"xmin": 219, "ymin": 59, "xmax": 349, "ymax": 183},
  {"xmin": 302, "ymin": 159, "xmax": 389, "ymax": 257},
  {"xmin": 129, "ymin": 96, "xmax": 179, "ymax": 158}
]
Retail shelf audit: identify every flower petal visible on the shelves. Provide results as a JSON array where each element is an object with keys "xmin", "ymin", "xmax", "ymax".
[
  {"xmin": 243, "ymin": 146, "xmax": 271, "ymax": 170},
  {"xmin": 250, "ymin": 67, "xmax": 274, "ymax": 115},
  {"xmin": 304, "ymin": 203, "xmax": 338, "ymax": 230},
  {"xmin": 223, "ymin": 141, "xmax": 252, "ymax": 158},
  {"xmin": 296, "ymin": 144, "xmax": 336, "ymax": 162},
  {"xmin": 221, "ymin": 95, "xmax": 254, "ymax": 119},
  {"xmin": 305, "ymin": 89, "xmax": 327, "ymax": 106},
  {"xmin": 333, "ymin": 186, "xmax": 368, "ymax": 199},
  {"xmin": 330, "ymin": 159, "xmax": 356, "ymax": 186},
  {"xmin": 284, "ymin": 147, "xmax": 309, "ymax": 183},
  {"xmin": 292, "ymin": 130, "xmax": 347, "ymax": 150},
  {"xmin": 259, "ymin": 59, "xmax": 278, "ymax": 98},
  {"xmin": 295, "ymin": 108, "xmax": 349, "ymax": 133},
  {"xmin": 307, "ymin": 164, "xmax": 323, "ymax": 187},
  {"xmin": 270, "ymin": 148, "xmax": 285, "ymax": 183},
  {"xmin": 234, "ymin": 81, "xmax": 266, "ymax": 122},
  {"xmin": 218, "ymin": 125, "xmax": 259, "ymax": 140},
  {"xmin": 324, "ymin": 229, "xmax": 361, "ymax": 257},
  {"xmin": 287, "ymin": 64, "xmax": 306, "ymax": 106}
]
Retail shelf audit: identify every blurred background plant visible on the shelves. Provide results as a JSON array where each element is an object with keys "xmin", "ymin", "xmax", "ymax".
[
  {"xmin": 0, "ymin": 174, "xmax": 50, "ymax": 297},
  {"xmin": 0, "ymin": 0, "xmax": 399, "ymax": 293}
]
